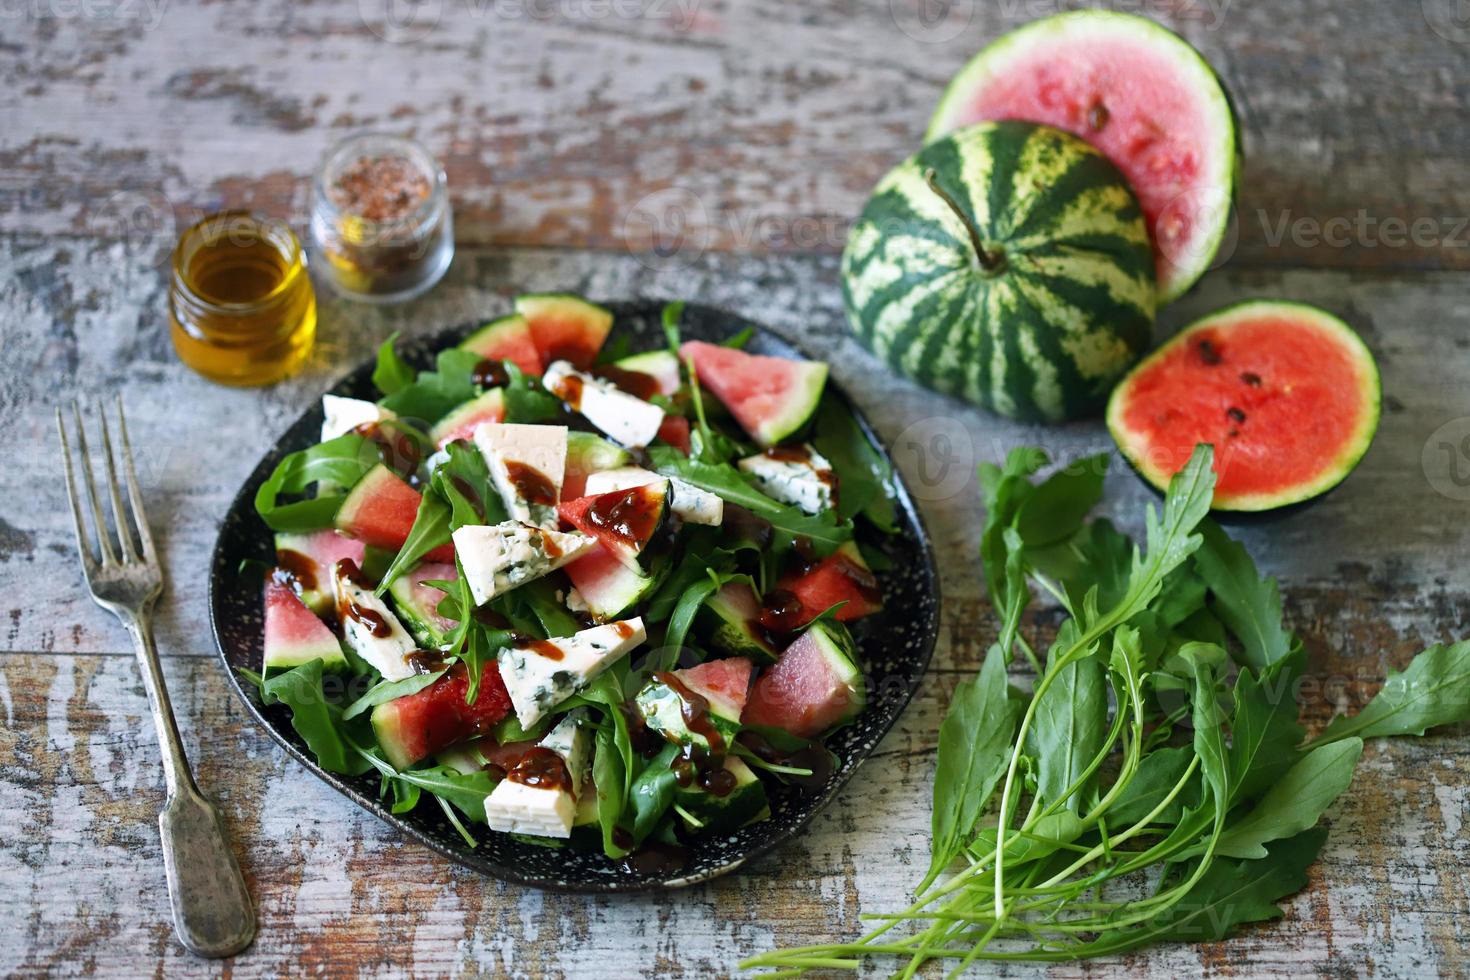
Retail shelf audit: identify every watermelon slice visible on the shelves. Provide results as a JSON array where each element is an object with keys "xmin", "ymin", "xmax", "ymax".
[
  {"xmin": 679, "ymin": 657, "xmax": 754, "ymax": 721},
  {"xmin": 516, "ymin": 294, "xmax": 614, "ymax": 369},
  {"xmin": 562, "ymin": 431, "xmax": 631, "ymax": 499},
  {"xmin": 371, "ymin": 660, "xmax": 514, "ymax": 770},
  {"xmin": 778, "ymin": 541, "xmax": 884, "ymax": 625},
  {"xmin": 679, "ymin": 341, "xmax": 828, "ymax": 448},
  {"xmin": 460, "ymin": 313, "xmax": 543, "ymax": 376},
  {"xmin": 655, "ymin": 415, "xmax": 692, "ymax": 455},
  {"xmin": 387, "ymin": 560, "xmax": 459, "ymax": 647},
  {"xmin": 699, "ymin": 581, "xmax": 780, "ymax": 663},
  {"xmin": 558, "ymin": 483, "xmax": 671, "ymax": 571},
  {"xmin": 428, "ymin": 388, "xmax": 506, "ymax": 447},
  {"xmin": 335, "ymin": 463, "xmax": 455, "ymax": 562},
  {"xmin": 742, "ymin": 621, "xmax": 865, "ymax": 739},
  {"xmin": 1108, "ymin": 300, "xmax": 1380, "ymax": 512},
  {"xmin": 263, "ymin": 578, "xmax": 347, "ymax": 673},
  {"xmin": 436, "ymin": 736, "xmax": 538, "ymax": 776},
  {"xmin": 614, "ymin": 350, "xmax": 682, "ymax": 396},
  {"xmin": 562, "ymin": 542, "xmax": 658, "ymax": 620},
  {"xmin": 272, "ymin": 529, "xmax": 365, "ymax": 616},
  {"xmin": 634, "ymin": 657, "xmax": 753, "ymax": 757},
  {"xmin": 927, "ymin": 10, "xmax": 1238, "ymax": 303}
]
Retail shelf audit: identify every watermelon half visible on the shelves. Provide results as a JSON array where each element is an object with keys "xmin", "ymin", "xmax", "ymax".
[
  {"xmin": 927, "ymin": 10, "xmax": 1238, "ymax": 304},
  {"xmin": 336, "ymin": 463, "xmax": 455, "ymax": 562},
  {"xmin": 742, "ymin": 621, "xmax": 865, "ymax": 739},
  {"xmin": 371, "ymin": 660, "xmax": 514, "ymax": 770},
  {"xmin": 516, "ymin": 294, "xmax": 614, "ymax": 369},
  {"xmin": 263, "ymin": 578, "xmax": 347, "ymax": 673},
  {"xmin": 460, "ymin": 314, "xmax": 544, "ymax": 376},
  {"xmin": 679, "ymin": 341, "xmax": 828, "ymax": 447},
  {"xmin": 1107, "ymin": 301, "xmax": 1380, "ymax": 512}
]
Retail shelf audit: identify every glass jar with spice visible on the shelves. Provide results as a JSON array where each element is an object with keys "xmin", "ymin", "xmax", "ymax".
[{"xmin": 308, "ymin": 133, "xmax": 454, "ymax": 303}]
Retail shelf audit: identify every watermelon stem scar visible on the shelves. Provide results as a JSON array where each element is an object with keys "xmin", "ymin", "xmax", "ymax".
[{"xmin": 924, "ymin": 168, "xmax": 1006, "ymax": 275}]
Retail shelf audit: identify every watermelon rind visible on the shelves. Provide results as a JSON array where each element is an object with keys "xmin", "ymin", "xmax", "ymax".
[
  {"xmin": 460, "ymin": 313, "xmax": 543, "ymax": 375},
  {"xmin": 673, "ymin": 756, "xmax": 770, "ymax": 834},
  {"xmin": 926, "ymin": 10, "xmax": 1239, "ymax": 304},
  {"xmin": 563, "ymin": 431, "xmax": 632, "ymax": 498},
  {"xmin": 633, "ymin": 663, "xmax": 746, "ymax": 758},
  {"xmin": 614, "ymin": 350, "xmax": 683, "ymax": 396},
  {"xmin": 699, "ymin": 581, "xmax": 780, "ymax": 664},
  {"xmin": 428, "ymin": 387, "xmax": 506, "ymax": 447},
  {"xmin": 387, "ymin": 564, "xmax": 457, "ymax": 648},
  {"xmin": 843, "ymin": 120, "xmax": 1156, "ymax": 422},
  {"xmin": 562, "ymin": 542, "xmax": 661, "ymax": 620},
  {"xmin": 1106, "ymin": 300, "xmax": 1381, "ymax": 512}
]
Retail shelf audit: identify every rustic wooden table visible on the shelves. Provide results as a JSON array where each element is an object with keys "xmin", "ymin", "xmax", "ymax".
[{"xmin": 4, "ymin": 1, "xmax": 1469, "ymax": 976}]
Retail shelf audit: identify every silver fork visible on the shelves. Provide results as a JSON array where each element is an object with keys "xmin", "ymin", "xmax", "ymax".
[{"xmin": 58, "ymin": 398, "xmax": 256, "ymax": 959}]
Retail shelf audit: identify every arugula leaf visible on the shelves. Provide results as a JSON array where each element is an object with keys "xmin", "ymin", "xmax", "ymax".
[
  {"xmin": 812, "ymin": 394, "xmax": 897, "ymax": 532},
  {"xmin": 354, "ymin": 744, "xmax": 498, "ymax": 822},
  {"xmin": 520, "ymin": 578, "xmax": 581, "ymax": 638},
  {"xmin": 259, "ymin": 660, "xmax": 370, "ymax": 776},
  {"xmin": 629, "ymin": 742, "xmax": 681, "ymax": 844},
  {"xmin": 1014, "ymin": 452, "xmax": 1108, "ymax": 548},
  {"xmin": 925, "ymin": 644, "xmax": 1017, "ymax": 889},
  {"xmin": 1029, "ymin": 633, "xmax": 1108, "ymax": 816},
  {"xmin": 1315, "ymin": 640, "xmax": 1470, "ymax": 741},
  {"xmin": 502, "ymin": 361, "xmax": 563, "ymax": 423},
  {"xmin": 342, "ymin": 669, "xmax": 448, "ymax": 721},
  {"xmin": 978, "ymin": 446, "xmax": 1047, "ymax": 611},
  {"xmin": 1108, "ymin": 745, "xmax": 1200, "ymax": 827},
  {"xmin": 372, "ymin": 333, "xmax": 417, "ymax": 395},
  {"xmin": 1229, "ymin": 645, "xmax": 1308, "ymax": 801},
  {"xmin": 1194, "ymin": 519, "xmax": 1294, "ymax": 670},
  {"xmin": 379, "ymin": 348, "xmax": 482, "ymax": 423},
  {"xmin": 375, "ymin": 484, "xmax": 451, "ymax": 595},
  {"xmin": 253, "ymin": 433, "xmax": 378, "ymax": 531},
  {"xmin": 658, "ymin": 569, "xmax": 730, "ymax": 672},
  {"xmin": 592, "ymin": 720, "xmax": 631, "ymax": 858},
  {"xmin": 1213, "ymin": 738, "xmax": 1362, "ymax": 859}
]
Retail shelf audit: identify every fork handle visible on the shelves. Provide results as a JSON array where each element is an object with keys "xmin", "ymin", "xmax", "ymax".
[{"xmin": 123, "ymin": 613, "xmax": 257, "ymax": 958}]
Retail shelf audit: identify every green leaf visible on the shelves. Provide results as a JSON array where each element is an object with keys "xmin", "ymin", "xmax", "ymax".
[
  {"xmin": 431, "ymin": 439, "xmax": 508, "ymax": 528},
  {"xmin": 1186, "ymin": 642, "xmax": 1232, "ymax": 819},
  {"xmin": 372, "ymin": 332, "xmax": 417, "ymax": 395},
  {"xmin": 925, "ymin": 644, "xmax": 1017, "ymax": 888},
  {"xmin": 520, "ymin": 578, "xmax": 581, "ymax": 638},
  {"xmin": 593, "ymin": 720, "xmax": 631, "ymax": 858},
  {"xmin": 342, "ymin": 669, "xmax": 448, "ymax": 721},
  {"xmin": 355, "ymin": 745, "xmax": 498, "ymax": 823},
  {"xmin": 379, "ymin": 348, "xmax": 482, "ymax": 424},
  {"xmin": 1194, "ymin": 520, "xmax": 1294, "ymax": 670},
  {"xmin": 375, "ymin": 485, "xmax": 451, "ymax": 595},
  {"xmin": 978, "ymin": 446, "xmax": 1047, "ymax": 611},
  {"xmin": 1014, "ymin": 453, "xmax": 1108, "ymax": 548},
  {"xmin": 502, "ymin": 361, "xmax": 563, "ymax": 423},
  {"xmin": 1229, "ymin": 646, "xmax": 1308, "ymax": 802},
  {"xmin": 812, "ymin": 394, "xmax": 897, "ymax": 532},
  {"xmin": 1108, "ymin": 746, "xmax": 1200, "ymax": 827},
  {"xmin": 259, "ymin": 660, "xmax": 370, "ymax": 776},
  {"xmin": 1213, "ymin": 738, "xmax": 1362, "ymax": 859},
  {"xmin": 1316, "ymin": 640, "xmax": 1470, "ymax": 742},
  {"xmin": 253, "ymin": 433, "xmax": 378, "ymax": 531},
  {"xmin": 1122, "ymin": 446, "xmax": 1217, "ymax": 626},
  {"xmin": 629, "ymin": 742, "xmax": 681, "ymax": 843},
  {"xmin": 1030, "ymin": 631, "xmax": 1108, "ymax": 816}
]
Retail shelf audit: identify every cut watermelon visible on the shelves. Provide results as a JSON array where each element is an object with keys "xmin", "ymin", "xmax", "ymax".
[
  {"xmin": 387, "ymin": 560, "xmax": 459, "ymax": 647},
  {"xmin": 655, "ymin": 415, "xmax": 691, "ymax": 455},
  {"xmin": 562, "ymin": 542, "xmax": 659, "ymax": 620},
  {"xmin": 742, "ymin": 621, "xmax": 865, "ymax": 739},
  {"xmin": 558, "ymin": 483, "xmax": 671, "ymax": 571},
  {"xmin": 678, "ymin": 657, "xmax": 754, "ymax": 720},
  {"xmin": 272, "ymin": 529, "xmax": 365, "ymax": 616},
  {"xmin": 634, "ymin": 657, "xmax": 753, "ymax": 757},
  {"xmin": 778, "ymin": 541, "xmax": 884, "ymax": 625},
  {"xmin": 516, "ymin": 293, "xmax": 614, "ymax": 369},
  {"xmin": 614, "ymin": 350, "xmax": 682, "ymax": 396},
  {"xmin": 460, "ymin": 313, "xmax": 544, "ymax": 375},
  {"xmin": 429, "ymin": 388, "xmax": 506, "ymax": 447},
  {"xmin": 562, "ymin": 431, "xmax": 631, "ymax": 499},
  {"xmin": 927, "ymin": 10, "xmax": 1238, "ymax": 303},
  {"xmin": 263, "ymin": 578, "xmax": 347, "ymax": 673},
  {"xmin": 371, "ymin": 660, "xmax": 514, "ymax": 770},
  {"xmin": 436, "ymin": 736, "xmax": 537, "ymax": 776},
  {"xmin": 1107, "ymin": 301, "xmax": 1380, "ymax": 512},
  {"xmin": 699, "ymin": 580, "xmax": 779, "ymax": 663},
  {"xmin": 679, "ymin": 341, "xmax": 828, "ymax": 448},
  {"xmin": 335, "ymin": 463, "xmax": 455, "ymax": 562}
]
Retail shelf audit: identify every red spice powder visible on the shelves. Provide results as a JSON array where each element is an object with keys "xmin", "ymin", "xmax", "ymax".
[{"xmin": 328, "ymin": 154, "xmax": 431, "ymax": 222}]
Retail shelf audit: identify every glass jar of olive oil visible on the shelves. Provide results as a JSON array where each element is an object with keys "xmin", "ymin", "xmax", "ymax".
[{"xmin": 168, "ymin": 211, "xmax": 317, "ymax": 386}]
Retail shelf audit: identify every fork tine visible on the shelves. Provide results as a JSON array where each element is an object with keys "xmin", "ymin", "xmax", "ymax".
[
  {"xmin": 114, "ymin": 395, "xmax": 158, "ymax": 565},
  {"xmin": 97, "ymin": 402, "xmax": 140, "ymax": 563},
  {"xmin": 56, "ymin": 407, "xmax": 99, "ymax": 573},
  {"xmin": 70, "ymin": 402, "xmax": 117, "ymax": 567}
]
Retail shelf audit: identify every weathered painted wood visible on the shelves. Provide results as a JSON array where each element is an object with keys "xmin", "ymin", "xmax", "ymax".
[
  {"xmin": 3, "ymin": 2, "xmax": 1470, "ymax": 271},
  {"xmin": 1, "ymin": 239, "xmax": 1468, "ymax": 975}
]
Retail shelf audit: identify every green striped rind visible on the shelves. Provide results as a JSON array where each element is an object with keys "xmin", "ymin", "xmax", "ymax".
[
  {"xmin": 842, "ymin": 120, "xmax": 1155, "ymax": 422},
  {"xmin": 1107, "ymin": 301, "xmax": 1381, "ymax": 512}
]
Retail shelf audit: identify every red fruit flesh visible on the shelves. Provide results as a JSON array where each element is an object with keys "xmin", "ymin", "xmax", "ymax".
[{"xmin": 372, "ymin": 661, "xmax": 513, "ymax": 770}]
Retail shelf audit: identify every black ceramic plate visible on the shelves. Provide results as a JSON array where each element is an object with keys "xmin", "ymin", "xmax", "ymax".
[{"xmin": 210, "ymin": 300, "xmax": 939, "ymax": 892}]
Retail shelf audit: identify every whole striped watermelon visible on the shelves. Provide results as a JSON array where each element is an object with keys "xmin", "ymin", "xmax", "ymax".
[{"xmin": 842, "ymin": 120, "xmax": 1156, "ymax": 422}]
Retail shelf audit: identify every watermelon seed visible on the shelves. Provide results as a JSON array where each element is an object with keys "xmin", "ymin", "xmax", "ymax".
[
  {"xmin": 1241, "ymin": 371, "xmax": 1262, "ymax": 386},
  {"xmin": 923, "ymin": 167, "xmax": 1006, "ymax": 275},
  {"xmin": 1227, "ymin": 407, "xmax": 1247, "ymax": 423},
  {"xmin": 1228, "ymin": 428, "xmax": 1240, "ymax": 438},
  {"xmin": 1087, "ymin": 101, "xmax": 1110, "ymax": 132},
  {"xmin": 1197, "ymin": 339, "xmax": 1222, "ymax": 365}
]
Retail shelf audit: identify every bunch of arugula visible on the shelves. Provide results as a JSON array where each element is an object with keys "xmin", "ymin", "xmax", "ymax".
[{"xmin": 745, "ymin": 444, "xmax": 1470, "ymax": 975}]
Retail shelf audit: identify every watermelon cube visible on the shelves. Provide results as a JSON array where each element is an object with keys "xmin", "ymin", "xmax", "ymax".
[{"xmin": 741, "ymin": 621, "xmax": 864, "ymax": 739}]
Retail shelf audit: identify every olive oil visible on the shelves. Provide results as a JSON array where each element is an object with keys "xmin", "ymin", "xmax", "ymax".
[{"xmin": 169, "ymin": 212, "xmax": 316, "ymax": 386}]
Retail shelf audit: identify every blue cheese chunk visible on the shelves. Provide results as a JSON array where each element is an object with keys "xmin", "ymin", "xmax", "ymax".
[
  {"xmin": 473, "ymin": 423, "xmax": 568, "ymax": 530},
  {"xmin": 583, "ymin": 466, "xmax": 724, "ymax": 526},
  {"xmin": 543, "ymin": 360, "xmax": 666, "ymax": 448},
  {"xmin": 737, "ymin": 445, "xmax": 836, "ymax": 515},
  {"xmin": 321, "ymin": 395, "xmax": 394, "ymax": 442},
  {"xmin": 331, "ymin": 562, "xmax": 418, "ymax": 681},
  {"xmin": 498, "ymin": 618, "xmax": 646, "ymax": 727},
  {"xmin": 484, "ymin": 711, "xmax": 591, "ymax": 839},
  {"xmin": 452, "ymin": 522, "xmax": 596, "ymax": 606}
]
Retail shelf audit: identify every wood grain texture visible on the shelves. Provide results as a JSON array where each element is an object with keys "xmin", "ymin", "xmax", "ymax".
[
  {"xmin": 3, "ymin": 1, "xmax": 1470, "ymax": 271},
  {"xmin": 1, "ymin": 240, "xmax": 1468, "ymax": 975}
]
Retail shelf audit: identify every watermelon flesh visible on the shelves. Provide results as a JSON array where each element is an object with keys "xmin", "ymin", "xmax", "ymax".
[
  {"xmin": 742, "ymin": 622, "xmax": 865, "ymax": 738},
  {"xmin": 778, "ymin": 542, "xmax": 883, "ymax": 625},
  {"xmin": 928, "ymin": 10, "xmax": 1237, "ymax": 303},
  {"xmin": 273, "ymin": 529, "xmax": 365, "ymax": 616},
  {"xmin": 1107, "ymin": 301, "xmax": 1380, "ymax": 511},
  {"xmin": 559, "ymin": 483, "xmax": 670, "ymax": 571},
  {"xmin": 656, "ymin": 415, "xmax": 691, "ymax": 455},
  {"xmin": 517, "ymin": 294, "xmax": 614, "ymax": 369},
  {"xmin": 460, "ymin": 314, "xmax": 544, "ymax": 376},
  {"xmin": 335, "ymin": 463, "xmax": 455, "ymax": 562},
  {"xmin": 371, "ymin": 660, "xmax": 514, "ymax": 770},
  {"xmin": 680, "ymin": 341, "xmax": 828, "ymax": 448},
  {"xmin": 263, "ymin": 578, "xmax": 346, "ymax": 673},
  {"xmin": 562, "ymin": 541, "xmax": 654, "ymax": 620},
  {"xmin": 677, "ymin": 657, "xmax": 753, "ymax": 721},
  {"xmin": 396, "ymin": 561, "xmax": 459, "ymax": 636},
  {"xmin": 563, "ymin": 431, "xmax": 631, "ymax": 500},
  {"xmin": 429, "ymin": 388, "xmax": 506, "ymax": 447}
]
